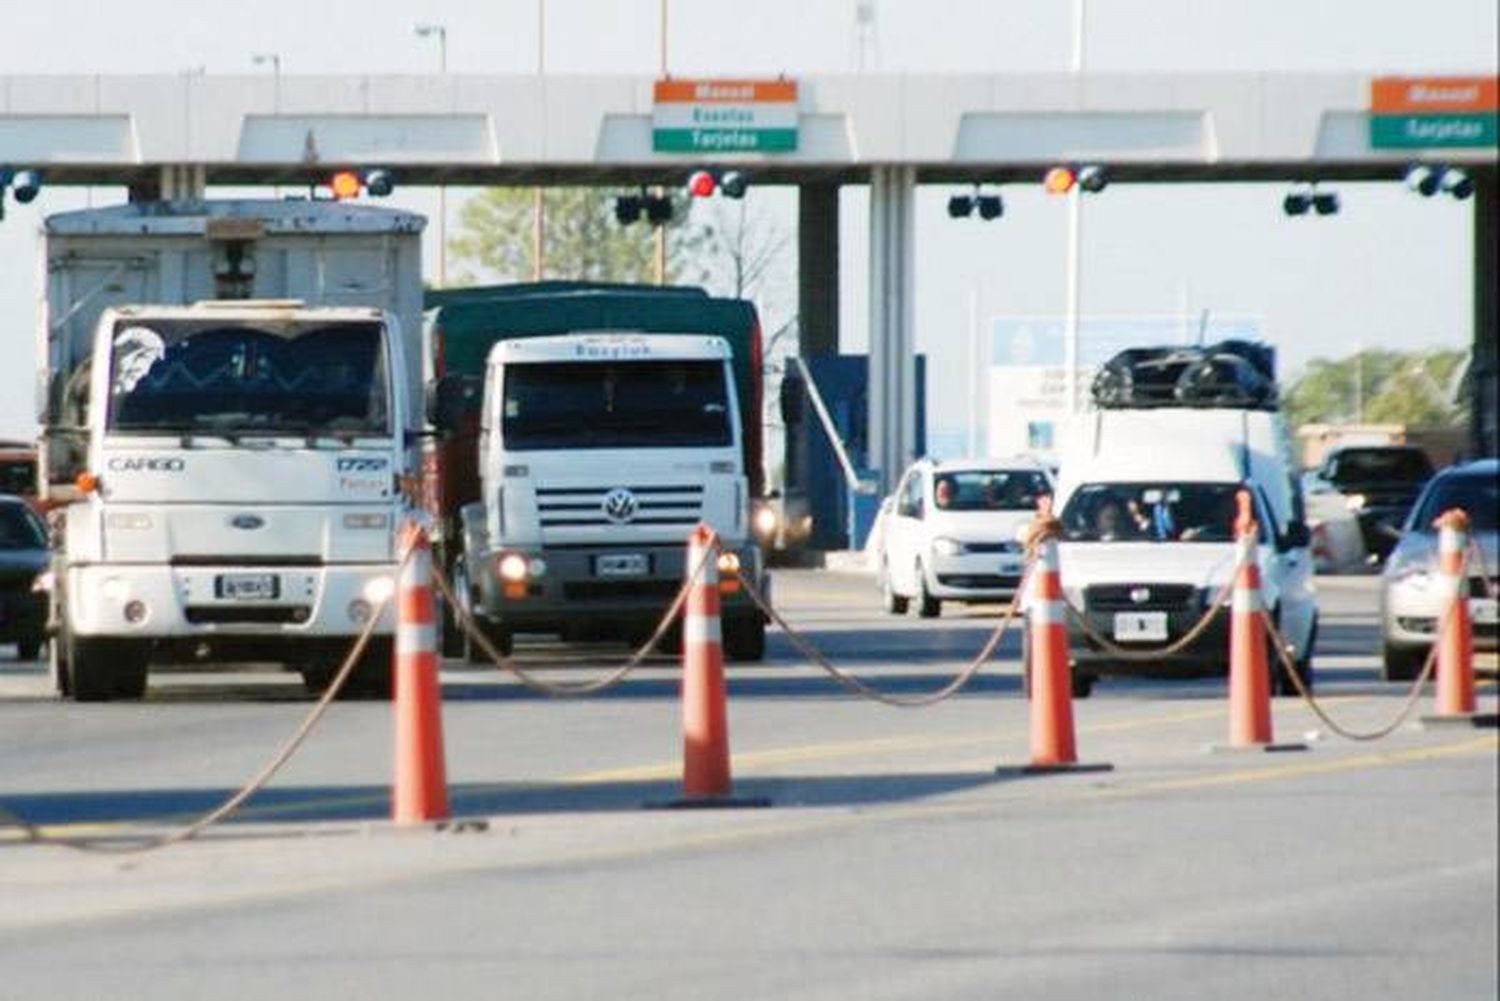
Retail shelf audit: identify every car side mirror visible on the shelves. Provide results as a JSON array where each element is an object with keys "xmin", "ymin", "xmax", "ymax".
[
  {"xmin": 1281, "ymin": 521, "xmax": 1311, "ymax": 550},
  {"xmin": 425, "ymin": 373, "xmax": 482, "ymax": 433}
]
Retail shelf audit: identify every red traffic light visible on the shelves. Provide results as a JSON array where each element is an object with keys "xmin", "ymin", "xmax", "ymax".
[{"xmin": 687, "ymin": 170, "xmax": 718, "ymax": 198}]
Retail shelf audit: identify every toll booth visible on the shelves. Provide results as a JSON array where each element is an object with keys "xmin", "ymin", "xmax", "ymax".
[{"xmin": 781, "ymin": 354, "xmax": 926, "ymax": 552}]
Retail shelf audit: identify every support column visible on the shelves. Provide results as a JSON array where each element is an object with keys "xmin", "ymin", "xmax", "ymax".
[
  {"xmin": 798, "ymin": 182, "xmax": 840, "ymax": 357},
  {"xmin": 868, "ymin": 164, "xmax": 917, "ymax": 494},
  {"xmin": 1473, "ymin": 168, "xmax": 1497, "ymax": 458}
]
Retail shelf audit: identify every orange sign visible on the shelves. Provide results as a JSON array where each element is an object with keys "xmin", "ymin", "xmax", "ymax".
[
  {"xmin": 653, "ymin": 79, "xmax": 798, "ymax": 104},
  {"xmin": 1371, "ymin": 76, "xmax": 1498, "ymax": 114}
]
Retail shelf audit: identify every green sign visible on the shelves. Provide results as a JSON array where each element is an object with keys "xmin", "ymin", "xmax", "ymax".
[
  {"xmin": 1370, "ymin": 113, "xmax": 1498, "ymax": 149},
  {"xmin": 651, "ymin": 128, "xmax": 798, "ymax": 154}
]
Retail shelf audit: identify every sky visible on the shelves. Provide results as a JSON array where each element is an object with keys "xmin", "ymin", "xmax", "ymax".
[{"xmin": 1, "ymin": 0, "xmax": 1496, "ymax": 446}]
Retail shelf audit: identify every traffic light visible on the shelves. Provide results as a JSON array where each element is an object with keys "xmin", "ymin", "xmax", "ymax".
[
  {"xmin": 947, "ymin": 186, "xmax": 1002, "ymax": 221},
  {"xmin": 1043, "ymin": 163, "xmax": 1109, "ymax": 196},
  {"xmin": 685, "ymin": 169, "xmax": 748, "ymax": 199},
  {"xmin": 614, "ymin": 190, "xmax": 673, "ymax": 225},
  {"xmin": 326, "ymin": 169, "xmax": 395, "ymax": 200}
]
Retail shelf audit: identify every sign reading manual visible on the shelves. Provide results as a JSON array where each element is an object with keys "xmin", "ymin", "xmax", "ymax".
[{"xmin": 653, "ymin": 79, "xmax": 799, "ymax": 153}]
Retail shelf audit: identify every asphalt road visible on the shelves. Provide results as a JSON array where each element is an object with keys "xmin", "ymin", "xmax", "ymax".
[{"xmin": 0, "ymin": 571, "xmax": 1495, "ymax": 1001}]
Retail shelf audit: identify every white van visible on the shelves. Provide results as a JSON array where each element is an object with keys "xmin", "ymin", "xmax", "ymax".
[{"xmin": 1052, "ymin": 408, "xmax": 1318, "ymax": 697}]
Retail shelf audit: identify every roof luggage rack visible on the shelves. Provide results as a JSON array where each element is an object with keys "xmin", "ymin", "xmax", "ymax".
[{"xmin": 1091, "ymin": 339, "xmax": 1278, "ymax": 411}]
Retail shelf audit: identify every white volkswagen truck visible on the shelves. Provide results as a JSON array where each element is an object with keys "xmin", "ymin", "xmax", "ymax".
[
  {"xmin": 439, "ymin": 332, "xmax": 769, "ymax": 660},
  {"xmin": 39, "ymin": 200, "xmax": 424, "ymax": 700}
]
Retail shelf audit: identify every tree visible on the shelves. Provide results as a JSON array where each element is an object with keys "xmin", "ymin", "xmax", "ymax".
[
  {"xmin": 447, "ymin": 187, "xmax": 699, "ymax": 286},
  {"xmin": 1284, "ymin": 348, "xmax": 1466, "ymax": 429}
]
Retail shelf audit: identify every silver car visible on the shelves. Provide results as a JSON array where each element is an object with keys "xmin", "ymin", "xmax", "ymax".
[{"xmin": 1380, "ymin": 458, "xmax": 1498, "ymax": 681}]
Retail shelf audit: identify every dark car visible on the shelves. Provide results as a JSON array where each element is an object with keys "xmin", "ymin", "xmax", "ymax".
[
  {"xmin": 1313, "ymin": 446, "xmax": 1435, "ymax": 562},
  {"xmin": 0, "ymin": 496, "xmax": 50, "ymax": 660}
]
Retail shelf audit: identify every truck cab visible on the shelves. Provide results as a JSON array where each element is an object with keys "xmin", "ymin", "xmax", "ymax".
[
  {"xmin": 448, "ymin": 332, "xmax": 768, "ymax": 660},
  {"xmin": 51, "ymin": 300, "xmax": 412, "ymax": 699}
]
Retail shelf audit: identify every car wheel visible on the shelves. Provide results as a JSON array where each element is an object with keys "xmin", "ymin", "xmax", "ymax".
[
  {"xmin": 1381, "ymin": 642, "xmax": 1425, "ymax": 682},
  {"xmin": 1070, "ymin": 671, "xmax": 1096, "ymax": 699},
  {"xmin": 68, "ymin": 635, "xmax": 148, "ymax": 702},
  {"xmin": 465, "ymin": 619, "xmax": 513, "ymax": 663},
  {"xmin": 916, "ymin": 562, "xmax": 941, "ymax": 619},
  {"xmin": 880, "ymin": 560, "xmax": 909, "ymax": 615},
  {"xmin": 724, "ymin": 615, "xmax": 767, "ymax": 662}
]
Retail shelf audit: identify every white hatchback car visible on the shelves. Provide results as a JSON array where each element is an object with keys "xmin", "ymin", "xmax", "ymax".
[{"xmin": 877, "ymin": 457, "xmax": 1053, "ymax": 617}]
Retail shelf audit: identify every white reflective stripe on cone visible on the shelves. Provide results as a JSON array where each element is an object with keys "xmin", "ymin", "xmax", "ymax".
[
  {"xmin": 1030, "ymin": 598, "xmax": 1066, "ymax": 626},
  {"xmin": 1232, "ymin": 587, "xmax": 1264, "ymax": 614},
  {"xmin": 397, "ymin": 623, "xmax": 436, "ymax": 654},
  {"xmin": 684, "ymin": 614, "xmax": 722, "ymax": 646}
]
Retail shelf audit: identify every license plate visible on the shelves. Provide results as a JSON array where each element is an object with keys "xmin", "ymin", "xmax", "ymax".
[
  {"xmin": 596, "ymin": 553, "xmax": 649, "ymax": 578},
  {"xmin": 216, "ymin": 573, "xmax": 279, "ymax": 600},
  {"xmin": 1471, "ymin": 598, "xmax": 1498, "ymax": 626},
  {"xmin": 1113, "ymin": 611, "xmax": 1168, "ymax": 642}
]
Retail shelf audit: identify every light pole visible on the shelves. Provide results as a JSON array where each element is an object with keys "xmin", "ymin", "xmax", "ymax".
[
  {"xmin": 251, "ymin": 53, "xmax": 281, "ymax": 111},
  {"xmin": 533, "ymin": 0, "xmax": 546, "ymax": 280},
  {"xmin": 415, "ymin": 23, "xmax": 449, "ymax": 286}
]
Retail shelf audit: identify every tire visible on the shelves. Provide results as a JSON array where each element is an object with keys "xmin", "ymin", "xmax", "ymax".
[
  {"xmin": 1070, "ymin": 671, "xmax": 1096, "ymax": 699},
  {"xmin": 302, "ymin": 637, "xmax": 394, "ymax": 699},
  {"xmin": 49, "ymin": 634, "xmax": 71, "ymax": 697},
  {"xmin": 465, "ymin": 619, "xmax": 513, "ymax": 663},
  {"xmin": 68, "ymin": 635, "xmax": 149, "ymax": 702},
  {"xmin": 916, "ymin": 563, "xmax": 941, "ymax": 619},
  {"xmin": 16, "ymin": 639, "xmax": 41, "ymax": 662},
  {"xmin": 1381, "ymin": 642, "xmax": 1426, "ymax": 682},
  {"xmin": 724, "ymin": 615, "xmax": 766, "ymax": 662},
  {"xmin": 880, "ymin": 560, "xmax": 909, "ymax": 615}
]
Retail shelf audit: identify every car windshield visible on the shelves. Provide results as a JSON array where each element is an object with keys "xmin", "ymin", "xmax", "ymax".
[
  {"xmin": 1326, "ymin": 448, "xmax": 1433, "ymax": 485},
  {"xmin": 931, "ymin": 470, "xmax": 1050, "ymax": 511},
  {"xmin": 1060, "ymin": 482, "xmax": 1251, "ymax": 543},
  {"xmin": 107, "ymin": 319, "xmax": 392, "ymax": 435},
  {"xmin": 502, "ymin": 360, "xmax": 731, "ymax": 450},
  {"xmin": 0, "ymin": 504, "xmax": 46, "ymax": 550},
  {"xmin": 1409, "ymin": 473, "xmax": 1500, "ymax": 533}
]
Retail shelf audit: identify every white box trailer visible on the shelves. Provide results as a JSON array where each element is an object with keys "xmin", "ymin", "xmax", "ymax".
[{"xmin": 38, "ymin": 199, "xmax": 425, "ymax": 493}]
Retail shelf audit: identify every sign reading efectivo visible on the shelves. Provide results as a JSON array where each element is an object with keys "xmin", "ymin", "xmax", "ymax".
[
  {"xmin": 1369, "ymin": 76, "xmax": 1498, "ymax": 149},
  {"xmin": 653, "ymin": 79, "xmax": 799, "ymax": 154}
]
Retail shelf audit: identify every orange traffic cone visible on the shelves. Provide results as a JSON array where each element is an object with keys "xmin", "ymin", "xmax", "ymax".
[
  {"xmin": 1220, "ymin": 491, "xmax": 1305, "ymax": 753},
  {"xmin": 392, "ymin": 521, "xmax": 451, "ymax": 825},
  {"xmin": 1018, "ymin": 498, "xmax": 1111, "ymax": 775},
  {"xmin": 657, "ymin": 525, "xmax": 768, "ymax": 808},
  {"xmin": 1425, "ymin": 508, "xmax": 1484, "ymax": 725}
]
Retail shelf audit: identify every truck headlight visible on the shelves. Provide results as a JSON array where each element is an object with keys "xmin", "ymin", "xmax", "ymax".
[
  {"xmin": 932, "ymin": 537, "xmax": 966, "ymax": 557},
  {"xmin": 753, "ymin": 506, "xmax": 778, "ymax": 538},
  {"xmin": 497, "ymin": 553, "xmax": 530, "ymax": 582},
  {"xmin": 362, "ymin": 575, "xmax": 395, "ymax": 603}
]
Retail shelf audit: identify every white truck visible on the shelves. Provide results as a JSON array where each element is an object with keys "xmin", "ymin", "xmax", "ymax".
[
  {"xmin": 39, "ymin": 200, "xmax": 425, "ymax": 700},
  {"xmin": 433, "ymin": 332, "xmax": 770, "ymax": 661}
]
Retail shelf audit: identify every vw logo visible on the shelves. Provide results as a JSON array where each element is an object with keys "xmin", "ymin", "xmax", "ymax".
[
  {"xmin": 1129, "ymin": 586, "xmax": 1152, "ymax": 605},
  {"xmin": 601, "ymin": 487, "xmax": 639, "ymax": 524},
  {"xmin": 230, "ymin": 514, "xmax": 265, "ymax": 530}
]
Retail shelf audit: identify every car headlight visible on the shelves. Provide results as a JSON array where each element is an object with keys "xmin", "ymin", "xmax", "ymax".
[
  {"xmin": 1344, "ymin": 493, "xmax": 1367, "ymax": 512},
  {"xmin": 753, "ymin": 506, "xmax": 778, "ymax": 537},
  {"xmin": 932, "ymin": 537, "xmax": 966, "ymax": 557}
]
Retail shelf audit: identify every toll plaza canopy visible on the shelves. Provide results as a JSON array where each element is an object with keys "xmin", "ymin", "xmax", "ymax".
[{"xmin": 3, "ymin": 71, "xmax": 1496, "ymax": 471}]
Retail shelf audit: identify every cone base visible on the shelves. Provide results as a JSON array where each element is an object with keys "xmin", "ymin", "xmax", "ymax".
[
  {"xmin": 1002, "ymin": 762, "xmax": 1115, "ymax": 777},
  {"xmin": 647, "ymin": 794, "xmax": 774, "ymax": 810},
  {"xmin": 1204, "ymin": 741, "xmax": 1309, "ymax": 754},
  {"xmin": 1419, "ymin": 712, "xmax": 1499, "ymax": 730}
]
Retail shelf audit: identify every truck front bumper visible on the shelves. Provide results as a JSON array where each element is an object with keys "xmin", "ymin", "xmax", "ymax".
[
  {"xmin": 64, "ymin": 562, "xmax": 400, "ymax": 641},
  {"xmin": 471, "ymin": 542, "xmax": 767, "ymax": 635}
]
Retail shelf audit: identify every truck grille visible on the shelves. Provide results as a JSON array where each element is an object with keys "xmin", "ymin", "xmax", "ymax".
[
  {"xmin": 1085, "ymin": 583, "xmax": 1198, "ymax": 612},
  {"xmin": 537, "ymin": 485, "xmax": 704, "ymax": 529},
  {"xmin": 562, "ymin": 580, "xmax": 682, "ymax": 602}
]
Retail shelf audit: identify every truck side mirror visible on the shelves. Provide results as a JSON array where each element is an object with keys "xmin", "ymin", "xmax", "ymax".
[
  {"xmin": 426, "ymin": 373, "xmax": 482, "ymax": 433},
  {"xmin": 779, "ymin": 371, "xmax": 805, "ymax": 426}
]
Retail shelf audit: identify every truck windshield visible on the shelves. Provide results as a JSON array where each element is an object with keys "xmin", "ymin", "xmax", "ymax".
[
  {"xmin": 1060, "ymin": 482, "xmax": 1256, "ymax": 543},
  {"xmin": 502, "ymin": 360, "xmax": 731, "ymax": 450},
  {"xmin": 106, "ymin": 320, "xmax": 391, "ymax": 435}
]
